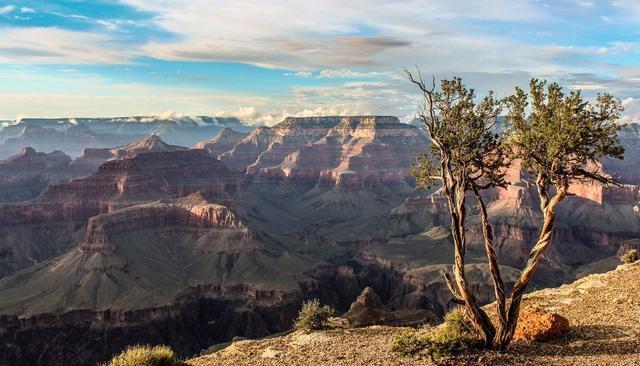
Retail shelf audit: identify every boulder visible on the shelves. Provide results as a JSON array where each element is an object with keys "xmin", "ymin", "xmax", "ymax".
[
  {"xmin": 353, "ymin": 286, "xmax": 383, "ymax": 310},
  {"xmin": 342, "ymin": 287, "xmax": 436, "ymax": 328},
  {"xmin": 514, "ymin": 306, "xmax": 570, "ymax": 342}
]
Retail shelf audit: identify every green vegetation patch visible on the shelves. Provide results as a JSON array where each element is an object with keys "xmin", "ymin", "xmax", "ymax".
[
  {"xmin": 106, "ymin": 345, "xmax": 182, "ymax": 366},
  {"xmin": 393, "ymin": 307, "xmax": 482, "ymax": 359},
  {"xmin": 294, "ymin": 299, "xmax": 335, "ymax": 332}
]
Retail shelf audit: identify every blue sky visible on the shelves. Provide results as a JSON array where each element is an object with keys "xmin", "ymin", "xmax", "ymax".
[{"xmin": 0, "ymin": 0, "xmax": 639, "ymax": 124}]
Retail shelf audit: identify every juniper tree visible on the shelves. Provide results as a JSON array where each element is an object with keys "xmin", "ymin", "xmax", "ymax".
[
  {"xmin": 405, "ymin": 68, "xmax": 509, "ymax": 347},
  {"xmin": 497, "ymin": 79, "xmax": 625, "ymax": 349},
  {"xmin": 406, "ymin": 71, "xmax": 625, "ymax": 351}
]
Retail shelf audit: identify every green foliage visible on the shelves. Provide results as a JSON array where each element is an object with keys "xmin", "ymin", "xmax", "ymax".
[
  {"xmin": 621, "ymin": 249, "xmax": 639, "ymax": 264},
  {"xmin": 392, "ymin": 308, "xmax": 481, "ymax": 359},
  {"xmin": 392, "ymin": 329, "xmax": 429, "ymax": 356},
  {"xmin": 107, "ymin": 345, "xmax": 181, "ymax": 366},
  {"xmin": 505, "ymin": 79, "xmax": 625, "ymax": 190},
  {"xmin": 442, "ymin": 307, "xmax": 475, "ymax": 335},
  {"xmin": 406, "ymin": 72, "xmax": 509, "ymax": 191},
  {"xmin": 294, "ymin": 299, "xmax": 334, "ymax": 332}
]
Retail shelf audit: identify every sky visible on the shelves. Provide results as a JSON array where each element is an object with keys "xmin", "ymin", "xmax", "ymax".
[{"xmin": 0, "ymin": 0, "xmax": 639, "ymax": 125}]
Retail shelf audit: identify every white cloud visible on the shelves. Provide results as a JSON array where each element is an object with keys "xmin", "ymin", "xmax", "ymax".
[
  {"xmin": 567, "ymin": 83, "xmax": 607, "ymax": 90},
  {"xmin": 96, "ymin": 20, "xmax": 119, "ymax": 31},
  {"xmin": 284, "ymin": 71, "xmax": 312, "ymax": 78},
  {"xmin": 112, "ymin": 0, "xmax": 635, "ymax": 78},
  {"xmin": 0, "ymin": 5, "xmax": 15, "ymax": 15},
  {"xmin": 0, "ymin": 0, "xmax": 638, "ymax": 121},
  {"xmin": 317, "ymin": 69, "xmax": 393, "ymax": 78},
  {"xmin": 620, "ymin": 98, "xmax": 640, "ymax": 124},
  {"xmin": 0, "ymin": 27, "xmax": 133, "ymax": 64},
  {"xmin": 157, "ymin": 110, "xmax": 184, "ymax": 120},
  {"xmin": 118, "ymin": 0, "xmax": 554, "ymax": 71},
  {"xmin": 19, "ymin": 7, "xmax": 35, "ymax": 13}
]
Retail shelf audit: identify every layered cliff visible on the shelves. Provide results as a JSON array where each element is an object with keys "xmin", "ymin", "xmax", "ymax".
[
  {"xmin": 0, "ymin": 116, "xmax": 252, "ymax": 151},
  {"xmin": 0, "ymin": 124, "xmax": 136, "ymax": 158},
  {"xmin": 40, "ymin": 148, "xmax": 242, "ymax": 205},
  {"xmin": 69, "ymin": 134, "xmax": 187, "ymax": 176},
  {"xmin": 0, "ymin": 193, "xmax": 269, "ymax": 315},
  {"xmin": 0, "ymin": 147, "xmax": 72, "ymax": 202},
  {"xmin": 214, "ymin": 116, "xmax": 428, "ymax": 191},
  {"xmin": 196, "ymin": 128, "xmax": 249, "ymax": 158},
  {"xmin": 0, "ymin": 193, "xmax": 320, "ymax": 366},
  {"xmin": 0, "ymin": 148, "xmax": 244, "ymax": 279}
]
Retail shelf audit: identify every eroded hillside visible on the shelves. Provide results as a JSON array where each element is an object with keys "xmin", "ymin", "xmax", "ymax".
[{"xmin": 188, "ymin": 261, "xmax": 640, "ymax": 366}]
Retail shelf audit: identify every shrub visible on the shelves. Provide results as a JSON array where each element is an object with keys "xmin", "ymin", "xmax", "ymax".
[
  {"xmin": 392, "ymin": 307, "xmax": 481, "ymax": 359},
  {"xmin": 392, "ymin": 329, "xmax": 429, "ymax": 355},
  {"xmin": 621, "ymin": 249, "xmax": 639, "ymax": 264},
  {"xmin": 294, "ymin": 299, "xmax": 334, "ymax": 332},
  {"xmin": 441, "ymin": 307, "xmax": 474, "ymax": 335},
  {"xmin": 107, "ymin": 345, "xmax": 181, "ymax": 366}
]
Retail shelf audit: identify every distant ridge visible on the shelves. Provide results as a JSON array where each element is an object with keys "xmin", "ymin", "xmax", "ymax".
[{"xmin": 0, "ymin": 116, "xmax": 254, "ymax": 154}]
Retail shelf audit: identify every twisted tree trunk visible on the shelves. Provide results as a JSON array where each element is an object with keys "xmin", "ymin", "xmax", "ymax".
[
  {"xmin": 472, "ymin": 185, "xmax": 507, "ymax": 348},
  {"xmin": 443, "ymin": 182, "xmax": 495, "ymax": 347},
  {"xmin": 495, "ymin": 182, "xmax": 567, "ymax": 350}
]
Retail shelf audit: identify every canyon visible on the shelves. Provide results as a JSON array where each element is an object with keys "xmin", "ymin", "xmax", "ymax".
[
  {"xmin": 0, "ymin": 116, "xmax": 251, "ymax": 159},
  {"xmin": 0, "ymin": 116, "xmax": 638, "ymax": 365}
]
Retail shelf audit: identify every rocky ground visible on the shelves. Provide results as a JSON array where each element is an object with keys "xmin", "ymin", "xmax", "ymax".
[{"xmin": 188, "ymin": 261, "xmax": 640, "ymax": 366}]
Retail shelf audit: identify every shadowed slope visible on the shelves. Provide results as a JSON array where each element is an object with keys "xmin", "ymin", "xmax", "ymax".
[{"xmin": 187, "ymin": 262, "xmax": 640, "ymax": 366}]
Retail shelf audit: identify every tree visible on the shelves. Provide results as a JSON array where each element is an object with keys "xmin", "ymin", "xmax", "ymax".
[
  {"xmin": 498, "ymin": 79, "xmax": 624, "ymax": 349},
  {"xmin": 405, "ymin": 68, "xmax": 509, "ymax": 347},
  {"xmin": 406, "ymin": 72, "xmax": 625, "ymax": 351}
]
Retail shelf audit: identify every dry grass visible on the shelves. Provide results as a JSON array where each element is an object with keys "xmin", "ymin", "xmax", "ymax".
[
  {"xmin": 294, "ymin": 299, "xmax": 335, "ymax": 332},
  {"xmin": 107, "ymin": 345, "xmax": 182, "ymax": 366}
]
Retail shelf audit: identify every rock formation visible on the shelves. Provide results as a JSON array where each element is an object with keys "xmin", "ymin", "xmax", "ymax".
[
  {"xmin": 68, "ymin": 134, "xmax": 187, "ymax": 176},
  {"xmin": 0, "ymin": 193, "xmax": 262, "ymax": 315},
  {"xmin": 342, "ymin": 287, "xmax": 436, "ymax": 327},
  {"xmin": 0, "ymin": 148, "xmax": 244, "ymax": 279},
  {"xmin": 0, "ymin": 147, "xmax": 72, "ymax": 202},
  {"xmin": 186, "ymin": 262, "xmax": 640, "ymax": 366},
  {"xmin": 0, "ymin": 117, "xmax": 638, "ymax": 366},
  {"xmin": 0, "ymin": 124, "xmax": 136, "ymax": 158},
  {"xmin": 40, "ymin": 148, "xmax": 242, "ymax": 206},
  {"xmin": 0, "ymin": 116, "xmax": 252, "ymax": 151},
  {"xmin": 217, "ymin": 116, "xmax": 428, "ymax": 191},
  {"xmin": 196, "ymin": 128, "xmax": 249, "ymax": 158}
]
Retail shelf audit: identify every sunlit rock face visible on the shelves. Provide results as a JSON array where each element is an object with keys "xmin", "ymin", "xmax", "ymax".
[
  {"xmin": 40, "ymin": 148, "xmax": 242, "ymax": 206},
  {"xmin": 473, "ymin": 140, "xmax": 640, "ymax": 276},
  {"xmin": 212, "ymin": 116, "xmax": 429, "ymax": 192},
  {"xmin": 69, "ymin": 135, "xmax": 187, "ymax": 176},
  {"xmin": 196, "ymin": 128, "xmax": 249, "ymax": 158},
  {"xmin": 0, "ymin": 148, "xmax": 245, "ymax": 279}
]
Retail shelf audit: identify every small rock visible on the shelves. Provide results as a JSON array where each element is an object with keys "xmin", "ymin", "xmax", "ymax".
[
  {"xmin": 290, "ymin": 331, "xmax": 330, "ymax": 346},
  {"xmin": 514, "ymin": 306, "xmax": 569, "ymax": 342},
  {"xmin": 260, "ymin": 347, "xmax": 281, "ymax": 358}
]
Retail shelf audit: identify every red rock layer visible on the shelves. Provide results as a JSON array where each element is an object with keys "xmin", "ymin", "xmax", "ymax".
[{"xmin": 219, "ymin": 116, "xmax": 429, "ymax": 191}]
